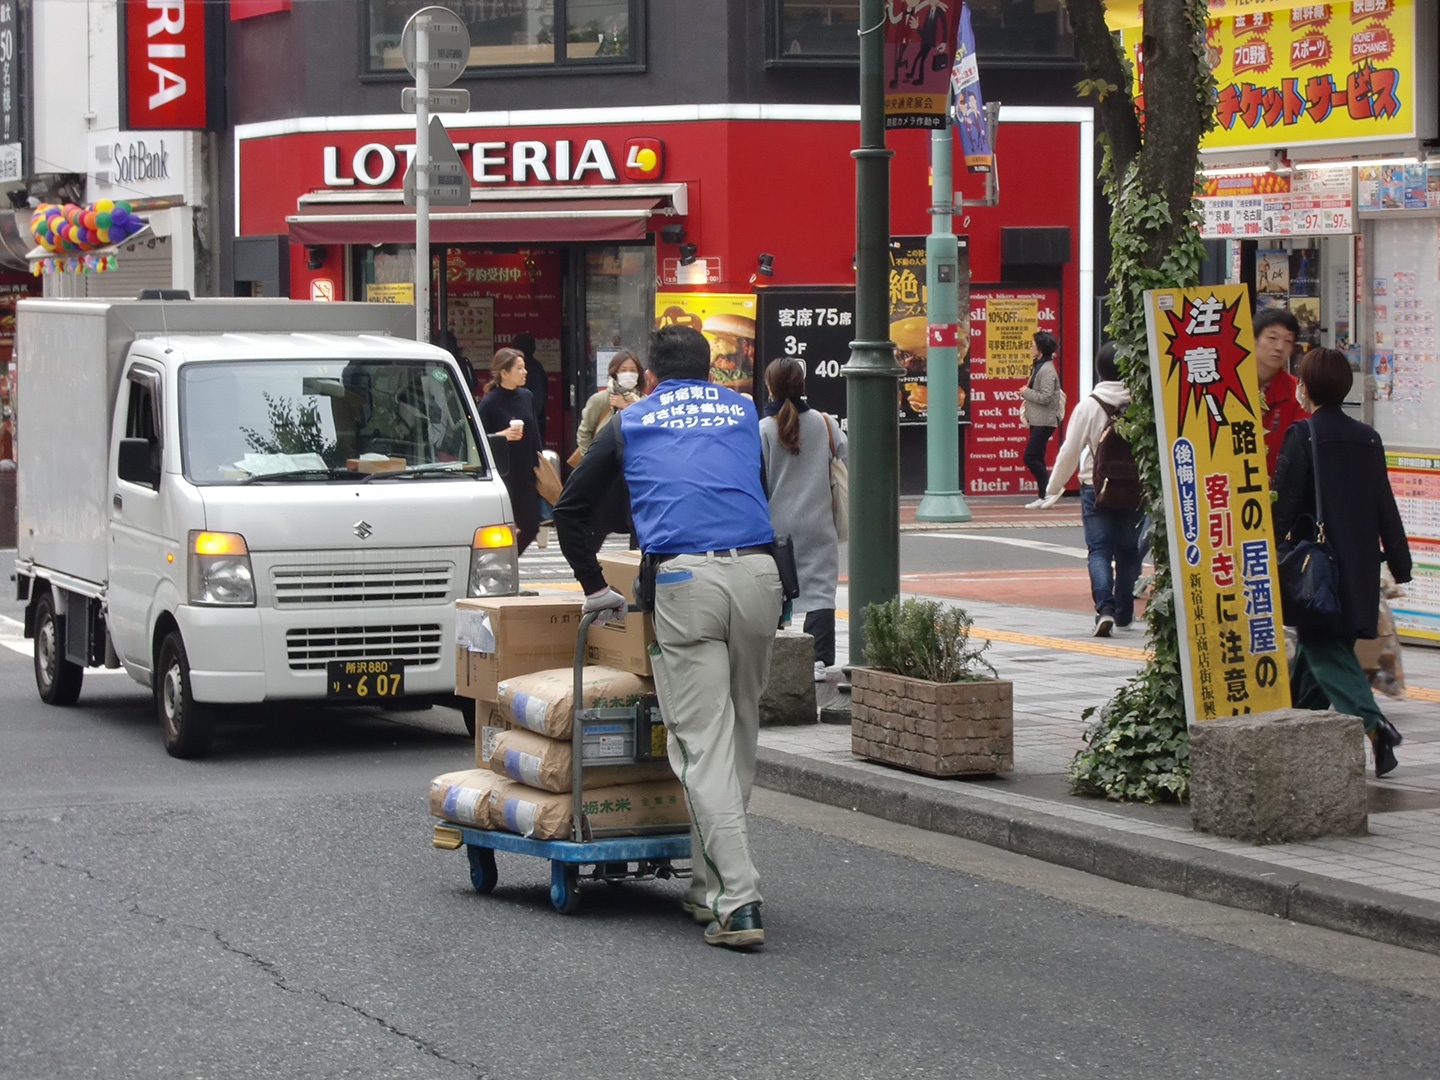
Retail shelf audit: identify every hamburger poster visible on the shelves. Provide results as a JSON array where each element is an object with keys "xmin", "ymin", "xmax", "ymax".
[{"xmin": 655, "ymin": 293, "xmax": 757, "ymax": 394}]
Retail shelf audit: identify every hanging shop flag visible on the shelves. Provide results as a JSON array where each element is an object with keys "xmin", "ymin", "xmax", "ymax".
[
  {"xmin": 884, "ymin": 1, "xmax": 953, "ymax": 130},
  {"xmin": 948, "ymin": 2, "xmax": 993, "ymax": 173},
  {"xmin": 1144, "ymin": 284, "xmax": 1291, "ymax": 726}
]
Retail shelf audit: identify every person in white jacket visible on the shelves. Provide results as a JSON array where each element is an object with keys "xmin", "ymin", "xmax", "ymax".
[{"xmin": 1039, "ymin": 343, "xmax": 1148, "ymax": 637}]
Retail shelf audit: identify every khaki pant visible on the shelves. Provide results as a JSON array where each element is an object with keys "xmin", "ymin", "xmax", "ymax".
[{"xmin": 649, "ymin": 550, "xmax": 783, "ymax": 923}]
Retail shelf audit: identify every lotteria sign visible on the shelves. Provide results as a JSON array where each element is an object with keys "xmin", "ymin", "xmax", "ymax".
[
  {"xmin": 320, "ymin": 135, "xmax": 667, "ymax": 188},
  {"xmin": 121, "ymin": 0, "xmax": 209, "ymax": 130}
]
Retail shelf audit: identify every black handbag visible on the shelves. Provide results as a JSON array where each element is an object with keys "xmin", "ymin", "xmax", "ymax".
[{"xmin": 1277, "ymin": 420, "xmax": 1344, "ymax": 634}]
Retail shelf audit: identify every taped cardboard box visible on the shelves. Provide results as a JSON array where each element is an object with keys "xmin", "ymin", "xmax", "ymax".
[
  {"xmin": 585, "ymin": 550, "xmax": 656, "ymax": 677},
  {"xmin": 497, "ymin": 665, "xmax": 653, "ymax": 740},
  {"xmin": 489, "ymin": 777, "xmax": 689, "ymax": 840},
  {"xmin": 489, "ymin": 727, "xmax": 672, "ymax": 793},
  {"xmin": 454, "ymin": 596, "xmax": 584, "ymax": 701},
  {"xmin": 428, "ymin": 769, "xmax": 505, "ymax": 828}
]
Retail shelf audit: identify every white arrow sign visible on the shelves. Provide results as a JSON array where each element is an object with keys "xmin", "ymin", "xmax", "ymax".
[
  {"xmin": 403, "ymin": 116, "xmax": 470, "ymax": 207},
  {"xmin": 402, "ymin": 87, "xmax": 471, "ymax": 114}
]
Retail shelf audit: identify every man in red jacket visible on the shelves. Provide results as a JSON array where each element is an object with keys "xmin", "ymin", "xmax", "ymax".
[{"xmin": 1253, "ymin": 307, "xmax": 1307, "ymax": 476}]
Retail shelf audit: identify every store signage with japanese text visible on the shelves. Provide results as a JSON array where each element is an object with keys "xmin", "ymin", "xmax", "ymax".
[
  {"xmin": 321, "ymin": 135, "xmax": 665, "ymax": 188},
  {"xmin": 1199, "ymin": 167, "xmax": 1354, "ymax": 240},
  {"xmin": 755, "ymin": 285, "xmax": 856, "ymax": 424},
  {"xmin": 0, "ymin": 0, "xmax": 20, "ymax": 146},
  {"xmin": 1123, "ymin": 0, "xmax": 1417, "ymax": 152},
  {"xmin": 122, "ymin": 0, "xmax": 209, "ymax": 130},
  {"xmin": 1386, "ymin": 451, "xmax": 1440, "ymax": 642},
  {"xmin": 888, "ymin": 236, "xmax": 969, "ymax": 427},
  {"xmin": 884, "ymin": 0, "xmax": 953, "ymax": 129},
  {"xmin": 1145, "ymin": 284, "xmax": 1290, "ymax": 725},
  {"xmin": 966, "ymin": 285, "xmax": 1060, "ymax": 497}
]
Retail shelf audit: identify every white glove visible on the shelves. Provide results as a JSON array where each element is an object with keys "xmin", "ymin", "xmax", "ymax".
[
  {"xmin": 1039, "ymin": 492, "xmax": 1063, "ymax": 509},
  {"xmin": 582, "ymin": 586, "xmax": 627, "ymax": 625}
]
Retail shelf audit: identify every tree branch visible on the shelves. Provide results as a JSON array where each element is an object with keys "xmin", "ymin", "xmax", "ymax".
[{"xmin": 1063, "ymin": 0, "xmax": 1142, "ymax": 178}]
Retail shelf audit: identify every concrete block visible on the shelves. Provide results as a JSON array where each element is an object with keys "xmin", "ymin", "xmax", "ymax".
[
  {"xmin": 1190, "ymin": 708, "xmax": 1367, "ymax": 844},
  {"xmin": 758, "ymin": 630, "xmax": 817, "ymax": 727}
]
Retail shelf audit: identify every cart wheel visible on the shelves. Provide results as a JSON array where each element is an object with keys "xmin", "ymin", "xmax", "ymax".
[
  {"xmin": 466, "ymin": 845, "xmax": 497, "ymax": 894},
  {"xmin": 550, "ymin": 861, "xmax": 581, "ymax": 914}
]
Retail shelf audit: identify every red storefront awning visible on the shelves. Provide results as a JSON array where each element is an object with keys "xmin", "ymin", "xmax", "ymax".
[{"xmin": 286, "ymin": 196, "xmax": 666, "ymax": 245}]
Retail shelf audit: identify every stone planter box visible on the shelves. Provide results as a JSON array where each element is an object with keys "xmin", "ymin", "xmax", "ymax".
[{"xmin": 850, "ymin": 668, "xmax": 1013, "ymax": 777}]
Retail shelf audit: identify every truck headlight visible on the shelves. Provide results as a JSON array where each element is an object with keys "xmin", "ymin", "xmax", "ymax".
[
  {"xmin": 469, "ymin": 525, "xmax": 518, "ymax": 596},
  {"xmin": 188, "ymin": 531, "xmax": 256, "ymax": 607}
]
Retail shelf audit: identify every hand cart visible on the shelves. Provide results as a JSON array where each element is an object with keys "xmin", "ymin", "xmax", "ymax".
[{"xmin": 432, "ymin": 607, "xmax": 691, "ymax": 914}]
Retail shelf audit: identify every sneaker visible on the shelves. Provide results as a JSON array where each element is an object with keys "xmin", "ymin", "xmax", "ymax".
[
  {"xmin": 704, "ymin": 902, "xmax": 765, "ymax": 950},
  {"xmin": 680, "ymin": 898, "xmax": 712, "ymax": 925},
  {"xmin": 814, "ymin": 661, "xmax": 827, "ymax": 682},
  {"xmin": 1025, "ymin": 498, "xmax": 1045, "ymax": 509},
  {"xmin": 1093, "ymin": 613, "xmax": 1115, "ymax": 638}
]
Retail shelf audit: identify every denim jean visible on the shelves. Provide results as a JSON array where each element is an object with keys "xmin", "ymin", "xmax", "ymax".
[{"xmin": 1079, "ymin": 483, "xmax": 1147, "ymax": 623}]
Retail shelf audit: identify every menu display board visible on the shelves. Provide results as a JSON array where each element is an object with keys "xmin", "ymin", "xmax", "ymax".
[
  {"xmin": 754, "ymin": 285, "xmax": 855, "ymax": 424},
  {"xmin": 1386, "ymin": 451, "xmax": 1440, "ymax": 642}
]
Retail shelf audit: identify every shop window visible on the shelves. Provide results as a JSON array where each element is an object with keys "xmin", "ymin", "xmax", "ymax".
[
  {"xmin": 770, "ymin": 0, "xmax": 1075, "ymax": 63},
  {"xmin": 366, "ymin": 0, "xmax": 642, "ymax": 73}
]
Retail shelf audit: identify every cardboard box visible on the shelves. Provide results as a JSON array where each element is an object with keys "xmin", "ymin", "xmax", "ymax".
[
  {"xmin": 346, "ymin": 455, "xmax": 407, "ymax": 474},
  {"xmin": 489, "ymin": 727, "xmax": 672, "ymax": 793},
  {"xmin": 488, "ymin": 777, "xmax": 689, "ymax": 840},
  {"xmin": 496, "ymin": 664, "xmax": 653, "ymax": 740},
  {"xmin": 585, "ymin": 550, "xmax": 656, "ymax": 676},
  {"xmin": 454, "ymin": 596, "xmax": 584, "ymax": 701},
  {"xmin": 428, "ymin": 769, "xmax": 505, "ymax": 828}
]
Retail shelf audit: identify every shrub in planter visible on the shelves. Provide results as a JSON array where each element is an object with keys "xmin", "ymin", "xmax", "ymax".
[{"xmin": 852, "ymin": 598, "xmax": 1012, "ymax": 777}]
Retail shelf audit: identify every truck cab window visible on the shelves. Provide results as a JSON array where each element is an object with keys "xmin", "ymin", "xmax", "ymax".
[{"xmin": 124, "ymin": 378, "xmax": 162, "ymax": 480}]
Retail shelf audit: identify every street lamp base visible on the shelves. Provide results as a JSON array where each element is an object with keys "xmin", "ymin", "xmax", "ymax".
[{"xmin": 914, "ymin": 491, "xmax": 972, "ymax": 522}]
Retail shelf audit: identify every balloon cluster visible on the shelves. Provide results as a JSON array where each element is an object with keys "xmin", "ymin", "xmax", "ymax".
[{"xmin": 29, "ymin": 200, "xmax": 145, "ymax": 253}]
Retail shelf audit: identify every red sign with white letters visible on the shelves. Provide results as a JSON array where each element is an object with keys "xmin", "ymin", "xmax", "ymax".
[{"xmin": 123, "ymin": 0, "xmax": 208, "ymax": 129}]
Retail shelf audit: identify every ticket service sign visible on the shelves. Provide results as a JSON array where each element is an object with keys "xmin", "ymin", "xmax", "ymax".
[{"xmin": 1144, "ymin": 284, "xmax": 1291, "ymax": 726}]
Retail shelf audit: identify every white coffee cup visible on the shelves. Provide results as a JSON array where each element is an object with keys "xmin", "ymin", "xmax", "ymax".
[{"xmin": 509, "ymin": 419, "xmax": 524, "ymax": 430}]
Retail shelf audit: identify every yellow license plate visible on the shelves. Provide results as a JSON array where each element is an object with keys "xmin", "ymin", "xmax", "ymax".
[{"xmin": 326, "ymin": 659, "xmax": 405, "ymax": 700}]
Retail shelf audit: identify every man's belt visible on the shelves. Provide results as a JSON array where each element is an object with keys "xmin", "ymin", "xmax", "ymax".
[{"xmin": 656, "ymin": 544, "xmax": 771, "ymax": 563}]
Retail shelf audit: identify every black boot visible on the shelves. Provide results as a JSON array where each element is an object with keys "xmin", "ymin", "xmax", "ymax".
[{"xmin": 1372, "ymin": 723, "xmax": 1399, "ymax": 778}]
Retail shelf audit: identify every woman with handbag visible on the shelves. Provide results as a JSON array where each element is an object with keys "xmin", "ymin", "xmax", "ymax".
[
  {"xmin": 759, "ymin": 357, "xmax": 847, "ymax": 679},
  {"xmin": 477, "ymin": 347, "xmax": 541, "ymax": 555},
  {"xmin": 1273, "ymin": 348, "xmax": 1412, "ymax": 776},
  {"xmin": 573, "ymin": 349, "xmax": 644, "ymax": 550},
  {"xmin": 1018, "ymin": 330, "xmax": 1065, "ymax": 508}
]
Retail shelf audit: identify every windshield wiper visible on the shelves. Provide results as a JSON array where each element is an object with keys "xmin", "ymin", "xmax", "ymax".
[
  {"xmin": 239, "ymin": 468, "xmax": 362, "ymax": 485},
  {"xmin": 361, "ymin": 463, "xmax": 487, "ymax": 482}
]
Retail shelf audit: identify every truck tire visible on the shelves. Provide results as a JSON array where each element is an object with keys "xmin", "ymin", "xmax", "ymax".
[
  {"xmin": 33, "ymin": 592, "xmax": 84, "ymax": 706},
  {"xmin": 156, "ymin": 631, "xmax": 215, "ymax": 759}
]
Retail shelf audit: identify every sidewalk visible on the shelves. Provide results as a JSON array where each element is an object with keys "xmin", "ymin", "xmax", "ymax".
[{"xmin": 758, "ymin": 566, "xmax": 1440, "ymax": 956}]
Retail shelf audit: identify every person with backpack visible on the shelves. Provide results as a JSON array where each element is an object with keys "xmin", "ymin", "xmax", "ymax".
[{"xmin": 1038, "ymin": 342, "xmax": 1147, "ymax": 637}]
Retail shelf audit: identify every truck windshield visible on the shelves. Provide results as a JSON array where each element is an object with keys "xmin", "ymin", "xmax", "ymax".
[{"xmin": 178, "ymin": 359, "xmax": 487, "ymax": 484}]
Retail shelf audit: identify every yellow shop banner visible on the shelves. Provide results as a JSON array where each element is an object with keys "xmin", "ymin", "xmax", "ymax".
[
  {"xmin": 1144, "ymin": 284, "xmax": 1290, "ymax": 725},
  {"xmin": 1121, "ymin": 0, "xmax": 1415, "ymax": 151},
  {"xmin": 655, "ymin": 293, "xmax": 756, "ymax": 393}
]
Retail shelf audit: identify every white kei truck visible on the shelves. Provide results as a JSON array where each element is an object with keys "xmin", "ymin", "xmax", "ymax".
[{"xmin": 14, "ymin": 296, "xmax": 520, "ymax": 758}]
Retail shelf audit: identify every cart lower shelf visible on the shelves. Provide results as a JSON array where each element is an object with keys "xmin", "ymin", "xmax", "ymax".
[{"xmin": 433, "ymin": 822, "xmax": 692, "ymax": 915}]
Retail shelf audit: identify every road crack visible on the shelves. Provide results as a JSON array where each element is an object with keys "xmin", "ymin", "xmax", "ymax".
[
  {"xmin": 128, "ymin": 903, "xmax": 487, "ymax": 1077},
  {"xmin": 8, "ymin": 839, "xmax": 103, "ymax": 881}
]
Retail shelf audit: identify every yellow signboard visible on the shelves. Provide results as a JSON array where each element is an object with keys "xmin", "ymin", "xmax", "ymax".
[
  {"xmin": 1121, "ymin": 0, "xmax": 1415, "ymax": 151},
  {"xmin": 366, "ymin": 283, "xmax": 414, "ymax": 304},
  {"xmin": 984, "ymin": 297, "xmax": 1038, "ymax": 380},
  {"xmin": 655, "ymin": 292, "xmax": 756, "ymax": 392},
  {"xmin": 1145, "ymin": 284, "xmax": 1290, "ymax": 725}
]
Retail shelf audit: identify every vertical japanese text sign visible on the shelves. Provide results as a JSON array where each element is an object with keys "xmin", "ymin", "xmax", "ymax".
[{"xmin": 1144, "ymin": 285, "xmax": 1290, "ymax": 726}]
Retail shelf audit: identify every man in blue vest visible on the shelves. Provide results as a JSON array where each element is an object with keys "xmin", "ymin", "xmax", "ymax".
[{"xmin": 553, "ymin": 324, "xmax": 783, "ymax": 950}]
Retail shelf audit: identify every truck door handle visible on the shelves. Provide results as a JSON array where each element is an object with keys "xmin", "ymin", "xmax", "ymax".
[{"xmin": 113, "ymin": 494, "xmax": 122, "ymax": 512}]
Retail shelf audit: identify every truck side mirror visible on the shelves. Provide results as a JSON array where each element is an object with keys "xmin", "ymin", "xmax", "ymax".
[
  {"xmin": 487, "ymin": 432, "xmax": 511, "ymax": 478},
  {"xmin": 117, "ymin": 437, "xmax": 160, "ymax": 489}
]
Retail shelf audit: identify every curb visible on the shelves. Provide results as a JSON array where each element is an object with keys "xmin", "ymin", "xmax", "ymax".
[{"xmin": 755, "ymin": 746, "xmax": 1440, "ymax": 957}]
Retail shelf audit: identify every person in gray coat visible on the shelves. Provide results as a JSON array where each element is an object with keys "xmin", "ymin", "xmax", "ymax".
[
  {"xmin": 759, "ymin": 357, "xmax": 847, "ymax": 678},
  {"xmin": 1018, "ymin": 330, "xmax": 1064, "ymax": 506}
]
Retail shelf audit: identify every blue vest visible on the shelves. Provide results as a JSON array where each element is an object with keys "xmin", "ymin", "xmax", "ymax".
[{"xmin": 618, "ymin": 379, "xmax": 775, "ymax": 554}]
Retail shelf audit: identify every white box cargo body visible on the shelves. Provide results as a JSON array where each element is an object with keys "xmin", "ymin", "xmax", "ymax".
[{"xmin": 15, "ymin": 297, "xmax": 521, "ymax": 758}]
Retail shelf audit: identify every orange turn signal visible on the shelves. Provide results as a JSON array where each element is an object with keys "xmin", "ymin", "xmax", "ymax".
[
  {"xmin": 192, "ymin": 531, "xmax": 248, "ymax": 556},
  {"xmin": 473, "ymin": 524, "xmax": 515, "ymax": 549}
]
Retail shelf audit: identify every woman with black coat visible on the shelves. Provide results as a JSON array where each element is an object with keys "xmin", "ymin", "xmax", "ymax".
[
  {"xmin": 477, "ymin": 347, "xmax": 541, "ymax": 555},
  {"xmin": 1272, "ymin": 348, "xmax": 1412, "ymax": 776}
]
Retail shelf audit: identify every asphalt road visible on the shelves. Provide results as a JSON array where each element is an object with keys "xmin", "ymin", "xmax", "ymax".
[{"xmin": 5, "ymin": 599, "xmax": 1440, "ymax": 1079}]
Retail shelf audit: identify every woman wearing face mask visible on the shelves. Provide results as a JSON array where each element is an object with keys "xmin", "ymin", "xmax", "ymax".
[{"xmin": 574, "ymin": 349, "xmax": 644, "ymax": 549}]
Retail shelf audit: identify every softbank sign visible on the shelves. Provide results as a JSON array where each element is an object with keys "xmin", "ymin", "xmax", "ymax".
[
  {"xmin": 123, "ymin": 0, "xmax": 209, "ymax": 130},
  {"xmin": 321, "ymin": 136, "xmax": 667, "ymax": 187}
]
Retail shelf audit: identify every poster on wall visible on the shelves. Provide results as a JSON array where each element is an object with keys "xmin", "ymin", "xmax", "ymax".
[
  {"xmin": 655, "ymin": 293, "xmax": 757, "ymax": 394},
  {"xmin": 1386, "ymin": 452, "xmax": 1440, "ymax": 642},
  {"xmin": 366, "ymin": 283, "xmax": 413, "ymax": 304},
  {"xmin": 754, "ymin": 285, "xmax": 856, "ymax": 424},
  {"xmin": 966, "ymin": 285, "xmax": 1061, "ymax": 497},
  {"xmin": 447, "ymin": 296, "xmax": 494, "ymax": 366},
  {"xmin": 1144, "ymin": 284, "xmax": 1289, "ymax": 725}
]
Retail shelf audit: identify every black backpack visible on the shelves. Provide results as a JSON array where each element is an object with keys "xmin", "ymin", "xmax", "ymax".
[{"xmin": 1092, "ymin": 398, "xmax": 1143, "ymax": 511}]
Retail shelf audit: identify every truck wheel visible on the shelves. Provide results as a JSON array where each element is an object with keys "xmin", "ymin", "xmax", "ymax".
[
  {"xmin": 33, "ymin": 592, "xmax": 84, "ymax": 706},
  {"xmin": 156, "ymin": 631, "xmax": 215, "ymax": 759}
]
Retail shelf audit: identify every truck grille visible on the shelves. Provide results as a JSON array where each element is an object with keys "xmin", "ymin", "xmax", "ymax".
[
  {"xmin": 285, "ymin": 625, "xmax": 445, "ymax": 671},
  {"xmin": 271, "ymin": 563, "xmax": 454, "ymax": 606}
]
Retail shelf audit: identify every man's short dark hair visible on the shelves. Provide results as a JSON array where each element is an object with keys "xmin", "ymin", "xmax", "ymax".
[
  {"xmin": 1253, "ymin": 307, "xmax": 1299, "ymax": 339},
  {"xmin": 648, "ymin": 325, "xmax": 711, "ymax": 382},
  {"xmin": 1296, "ymin": 347, "xmax": 1352, "ymax": 406},
  {"xmin": 1095, "ymin": 341, "xmax": 1120, "ymax": 383}
]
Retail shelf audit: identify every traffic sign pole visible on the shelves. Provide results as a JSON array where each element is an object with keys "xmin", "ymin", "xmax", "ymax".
[{"xmin": 415, "ymin": 17, "xmax": 431, "ymax": 344}]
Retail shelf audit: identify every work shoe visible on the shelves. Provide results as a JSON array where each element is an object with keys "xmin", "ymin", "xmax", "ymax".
[
  {"xmin": 1093, "ymin": 613, "xmax": 1115, "ymax": 638},
  {"xmin": 1025, "ymin": 498, "xmax": 1046, "ymax": 509},
  {"xmin": 704, "ymin": 902, "xmax": 765, "ymax": 950},
  {"xmin": 1373, "ymin": 720, "xmax": 1402, "ymax": 778},
  {"xmin": 680, "ymin": 897, "xmax": 711, "ymax": 925},
  {"xmin": 814, "ymin": 661, "xmax": 827, "ymax": 682}
]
